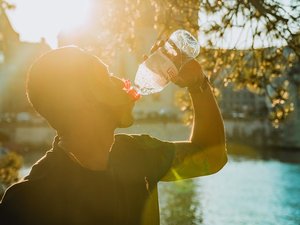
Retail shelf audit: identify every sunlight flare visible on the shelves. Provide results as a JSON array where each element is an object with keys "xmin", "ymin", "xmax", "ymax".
[{"xmin": 7, "ymin": 0, "xmax": 91, "ymax": 47}]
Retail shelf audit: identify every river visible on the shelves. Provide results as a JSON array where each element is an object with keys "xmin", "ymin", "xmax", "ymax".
[{"xmin": 158, "ymin": 157, "xmax": 300, "ymax": 225}]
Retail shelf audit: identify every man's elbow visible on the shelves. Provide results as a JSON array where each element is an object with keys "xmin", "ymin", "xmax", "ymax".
[
  {"xmin": 212, "ymin": 152, "xmax": 227, "ymax": 174},
  {"xmin": 207, "ymin": 144, "xmax": 228, "ymax": 175}
]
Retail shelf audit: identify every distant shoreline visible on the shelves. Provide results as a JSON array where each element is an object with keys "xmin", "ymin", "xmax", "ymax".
[{"xmin": 227, "ymin": 141, "xmax": 300, "ymax": 164}]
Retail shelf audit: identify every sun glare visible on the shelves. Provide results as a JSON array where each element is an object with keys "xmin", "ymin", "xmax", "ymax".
[
  {"xmin": 58, "ymin": 0, "xmax": 91, "ymax": 30},
  {"xmin": 7, "ymin": 0, "xmax": 91, "ymax": 47}
]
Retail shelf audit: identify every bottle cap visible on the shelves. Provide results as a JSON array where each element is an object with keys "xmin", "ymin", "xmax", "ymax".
[{"xmin": 122, "ymin": 79, "xmax": 141, "ymax": 101}]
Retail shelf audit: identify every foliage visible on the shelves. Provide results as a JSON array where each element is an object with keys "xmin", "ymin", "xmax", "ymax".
[
  {"xmin": 154, "ymin": 0, "xmax": 299, "ymax": 127},
  {"xmin": 0, "ymin": 151, "xmax": 23, "ymax": 195},
  {"xmin": 91, "ymin": 0, "xmax": 300, "ymax": 54}
]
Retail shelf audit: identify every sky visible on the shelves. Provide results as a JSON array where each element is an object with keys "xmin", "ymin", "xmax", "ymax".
[{"xmin": 6, "ymin": 0, "xmax": 91, "ymax": 48}]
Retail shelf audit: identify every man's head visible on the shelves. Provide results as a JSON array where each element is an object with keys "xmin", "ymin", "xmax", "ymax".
[{"xmin": 26, "ymin": 46, "xmax": 136, "ymax": 132}]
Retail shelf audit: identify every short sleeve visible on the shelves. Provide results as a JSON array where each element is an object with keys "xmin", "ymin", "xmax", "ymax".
[{"xmin": 110, "ymin": 134, "xmax": 175, "ymax": 183}]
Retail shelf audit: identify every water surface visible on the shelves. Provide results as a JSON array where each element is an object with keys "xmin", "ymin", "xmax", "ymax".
[{"xmin": 159, "ymin": 157, "xmax": 300, "ymax": 225}]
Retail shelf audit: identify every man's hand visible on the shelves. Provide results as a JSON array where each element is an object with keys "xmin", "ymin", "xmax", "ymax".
[
  {"xmin": 171, "ymin": 59, "xmax": 206, "ymax": 89},
  {"xmin": 144, "ymin": 40, "xmax": 206, "ymax": 89}
]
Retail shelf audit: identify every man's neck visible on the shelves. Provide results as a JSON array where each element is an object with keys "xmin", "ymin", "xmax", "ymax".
[{"xmin": 58, "ymin": 126, "xmax": 115, "ymax": 171}]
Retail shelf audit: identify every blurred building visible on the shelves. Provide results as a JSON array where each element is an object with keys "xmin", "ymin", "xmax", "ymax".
[
  {"xmin": 0, "ymin": 6, "xmax": 50, "ymax": 120},
  {"xmin": 219, "ymin": 85, "xmax": 268, "ymax": 120},
  {"xmin": 279, "ymin": 66, "xmax": 300, "ymax": 148},
  {"xmin": 217, "ymin": 84, "xmax": 271, "ymax": 146},
  {"xmin": 218, "ymin": 77, "xmax": 300, "ymax": 148},
  {"xmin": 220, "ymin": 86, "xmax": 268, "ymax": 124}
]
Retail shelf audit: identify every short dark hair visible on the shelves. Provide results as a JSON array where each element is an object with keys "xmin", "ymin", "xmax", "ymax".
[{"xmin": 26, "ymin": 46, "xmax": 110, "ymax": 130}]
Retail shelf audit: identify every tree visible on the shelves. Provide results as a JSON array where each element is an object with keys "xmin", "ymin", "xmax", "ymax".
[{"xmin": 0, "ymin": 151, "xmax": 23, "ymax": 197}]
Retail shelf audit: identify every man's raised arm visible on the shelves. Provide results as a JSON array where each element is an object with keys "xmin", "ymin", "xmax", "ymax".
[{"xmin": 162, "ymin": 60, "xmax": 227, "ymax": 181}]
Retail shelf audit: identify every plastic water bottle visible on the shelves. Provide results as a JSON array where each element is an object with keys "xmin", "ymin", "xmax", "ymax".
[{"xmin": 134, "ymin": 29, "xmax": 200, "ymax": 95}]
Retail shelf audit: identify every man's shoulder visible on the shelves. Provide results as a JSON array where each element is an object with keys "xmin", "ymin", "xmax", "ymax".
[
  {"xmin": 23, "ymin": 150, "xmax": 57, "ymax": 181},
  {"xmin": 114, "ymin": 133, "xmax": 151, "ymax": 141},
  {"xmin": 114, "ymin": 133, "xmax": 171, "ymax": 148},
  {"xmin": 0, "ymin": 177, "xmax": 55, "ymax": 225},
  {"xmin": 113, "ymin": 133, "xmax": 148, "ymax": 149},
  {"xmin": 0, "ymin": 179, "xmax": 32, "ymax": 204},
  {"xmin": 111, "ymin": 133, "xmax": 175, "ymax": 182}
]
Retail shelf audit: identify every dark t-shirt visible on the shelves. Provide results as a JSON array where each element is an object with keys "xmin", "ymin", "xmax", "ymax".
[{"xmin": 0, "ymin": 134, "xmax": 175, "ymax": 225}]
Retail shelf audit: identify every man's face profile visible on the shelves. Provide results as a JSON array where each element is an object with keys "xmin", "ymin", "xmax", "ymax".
[{"xmin": 26, "ymin": 46, "xmax": 135, "ymax": 131}]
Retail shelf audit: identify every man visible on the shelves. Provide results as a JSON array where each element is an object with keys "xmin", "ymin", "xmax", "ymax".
[{"xmin": 0, "ymin": 46, "xmax": 227, "ymax": 225}]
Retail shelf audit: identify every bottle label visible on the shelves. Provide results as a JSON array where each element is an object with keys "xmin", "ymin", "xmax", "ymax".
[{"xmin": 144, "ymin": 48, "xmax": 179, "ymax": 82}]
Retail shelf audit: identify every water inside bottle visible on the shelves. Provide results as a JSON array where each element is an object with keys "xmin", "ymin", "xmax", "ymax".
[{"xmin": 134, "ymin": 63, "xmax": 169, "ymax": 95}]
